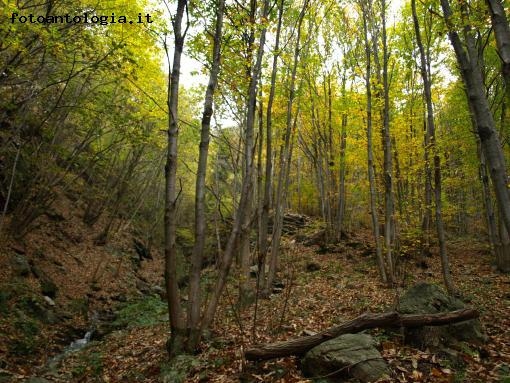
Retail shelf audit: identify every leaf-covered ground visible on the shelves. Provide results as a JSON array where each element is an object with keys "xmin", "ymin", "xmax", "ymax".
[{"xmin": 24, "ymin": 230, "xmax": 509, "ymax": 383}]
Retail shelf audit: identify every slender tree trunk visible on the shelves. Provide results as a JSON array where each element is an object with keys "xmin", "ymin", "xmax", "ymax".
[
  {"xmin": 238, "ymin": 0, "xmax": 259, "ymax": 306},
  {"xmin": 412, "ymin": 0, "xmax": 454, "ymax": 293},
  {"xmin": 478, "ymin": 139, "xmax": 500, "ymax": 261},
  {"xmin": 325, "ymin": 73, "xmax": 334, "ymax": 236},
  {"xmin": 392, "ymin": 136, "xmax": 404, "ymax": 219},
  {"xmin": 257, "ymin": 0, "xmax": 284, "ymax": 296},
  {"xmin": 498, "ymin": 213, "xmax": 510, "ymax": 272},
  {"xmin": 164, "ymin": 0, "xmax": 188, "ymax": 357},
  {"xmin": 256, "ymin": 91, "xmax": 265, "ymax": 284},
  {"xmin": 266, "ymin": 1, "xmax": 308, "ymax": 293},
  {"xmin": 421, "ymin": 112, "xmax": 433, "ymax": 256},
  {"xmin": 361, "ymin": 0, "xmax": 386, "ymax": 283},
  {"xmin": 98, "ymin": 148, "xmax": 144, "ymax": 244},
  {"xmin": 0, "ymin": 134, "xmax": 21, "ymax": 234},
  {"xmin": 380, "ymin": 0, "xmax": 394, "ymax": 283},
  {"xmin": 201, "ymin": 0, "xmax": 270, "ymax": 331},
  {"xmin": 486, "ymin": 0, "xmax": 510, "ymax": 101},
  {"xmin": 337, "ymin": 112, "xmax": 347, "ymax": 241},
  {"xmin": 186, "ymin": 0, "xmax": 225, "ymax": 351}
]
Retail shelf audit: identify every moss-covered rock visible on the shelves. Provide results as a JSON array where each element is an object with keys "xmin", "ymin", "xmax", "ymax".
[
  {"xmin": 301, "ymin": 333, "xmax": 388, "ymax": 382},
  {"xmin": 398, "ymin": 283, "xmax": 486, "ymax": 348}
]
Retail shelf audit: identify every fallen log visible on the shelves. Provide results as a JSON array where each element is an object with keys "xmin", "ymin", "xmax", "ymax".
[{"xmin": 244, "ymin": 308, "xmax": 478, "ymax": 361}]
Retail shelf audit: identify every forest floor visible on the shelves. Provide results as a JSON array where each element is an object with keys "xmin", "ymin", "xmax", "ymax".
[{"xmin": 1, "ymin": 206, "xmax": 510, "ymax": 382}]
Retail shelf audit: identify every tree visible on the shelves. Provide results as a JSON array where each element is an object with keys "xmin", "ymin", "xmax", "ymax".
[
  {"xmin": 163, "ymin": 0, "xmax": 189, "ymax": 357},
  {"xmin": 265, "ymin": 0, "xmax": 309, "ymax": 295},
  {"xmin": 412, "ymin": 0, "xmax": 454, "ymax": 292},
  {"xmin": 187, "ymin": 0, "xmax": 226, "ymax": 351},
  {"xmin": 201, "ymin": 0, "xmax": 272, "ymax": 331},
  {"xmin": 360, "ymin": 0, "xmax": 387, "ymax": 283},
  {"xmin": 440, "ymin": 0, "xmax": 510, "ymax": 273}
]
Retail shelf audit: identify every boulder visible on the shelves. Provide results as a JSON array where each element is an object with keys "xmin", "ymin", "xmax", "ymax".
[
  {"xmin": 301, "ymin": 333, "xmax": 388, "ymax": 382},
  {"xmin": 398, "ymin": 283, "xmax": 486, "ymax": 348}
]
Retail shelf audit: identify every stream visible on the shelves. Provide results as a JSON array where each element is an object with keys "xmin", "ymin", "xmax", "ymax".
[
  {"xmin": 45, "ymin": 330, "xmax": 94, "ymax": 371},
  {"xmin": 44, "ymin": 310, "xmax": 102, "ymax": 372}
]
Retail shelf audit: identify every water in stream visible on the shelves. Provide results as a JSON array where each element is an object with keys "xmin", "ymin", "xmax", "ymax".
[{"xmin": 46, "ymin": 329, "xmax": 94, "ymax": 370}]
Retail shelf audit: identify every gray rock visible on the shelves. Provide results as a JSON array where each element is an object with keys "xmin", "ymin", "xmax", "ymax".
[
  {"xmin": 43, "ymin": 296, "xmax": 55, "ymax": 306},
  {"xmin": 12, "ymin": 254, "xmax": 31, "ymax": 277},
  {"xmin": 398, "ymin": 283, "xmax": 487, "ymax": 348},
  {"xmin": 301, "ymin": 333, "xmax": 388, "ymax": 382}
]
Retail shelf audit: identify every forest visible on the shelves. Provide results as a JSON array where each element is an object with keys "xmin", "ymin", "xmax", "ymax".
[{"xmin": 0, "ymin": 0, "xmax": 510, "ymax": 382}]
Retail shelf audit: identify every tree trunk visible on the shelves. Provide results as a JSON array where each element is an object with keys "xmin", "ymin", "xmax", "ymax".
[
  {"xmin": 498, "ymin": 214, "xmax": 510, "ymax": 272},
  {"xmin": 380, "ymin": 0, "xmax": 394, "ymax": 283},
  {"xmin": 187, "ymin": 0, "xmax": 225, "ymax": 351},
  {"xmin": 478, "ymin": 140, "xmax": 499, "ymax": 260},
  {"xmin": 201, "ymin": 0, "xmax": 270, "ymax": 331},
  {"xmin": 360, "ymin": 0, "xmax": 386, "ymax": 283},
  {"xmin": 337, "ymin": 112, "xmax": 347, "ymax": 241},
  {"xmin": 486, "ymin": 0, "xmax": 510, "ymax": 100},
  {"xmin": 164, "ymin": 0, "xmax": 188, "ymax": 357},
  {"xmin": 245, "ymin": 308, "xmax": 479, "ymax": 361},
  {"xmin": 257, "ymin": 0, "xmax": 284, "ymax": 296},
  {"xmin": 412, "ymin": 0, "xmax": 455, "ymax": 293},
  {"xmin": 440, "ymin": 0, "xmax": 510, "ymax": 269},
  {"xmin": 237, "ymin": 0, "xmax": 258, "ymax": 307},
  {"xmin": 265, "ymin": 0, "xmax": 308, "ymax": 294}
]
